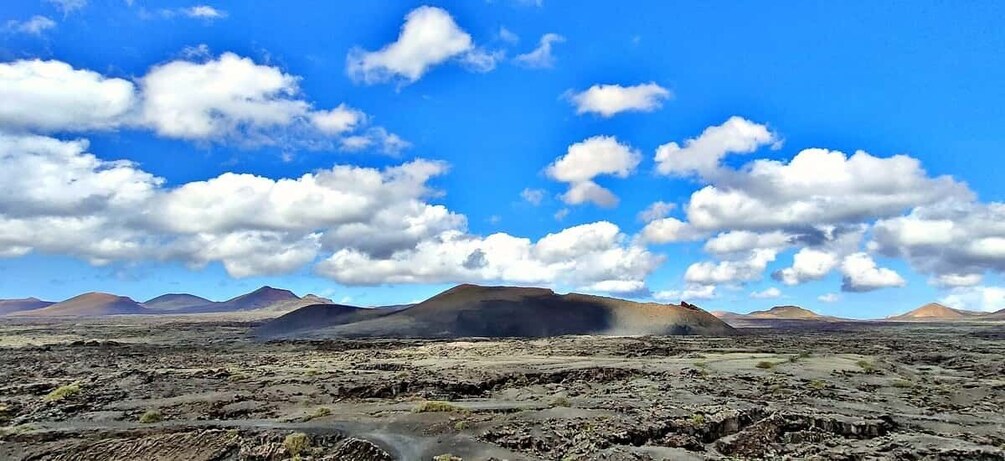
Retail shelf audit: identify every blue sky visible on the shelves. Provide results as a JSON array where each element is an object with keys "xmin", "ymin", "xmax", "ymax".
[{"xmin": 2, "ymin": 0, "xmax": 1004, "ymax": 317}]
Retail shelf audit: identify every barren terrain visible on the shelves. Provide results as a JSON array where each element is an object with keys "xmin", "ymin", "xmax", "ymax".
[{"xmin": 1, "ymin": 318, "xmax": 1003, "ymax": 460}]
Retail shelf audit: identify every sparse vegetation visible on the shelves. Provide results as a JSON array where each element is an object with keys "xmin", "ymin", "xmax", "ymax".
[
  {"xmin": 283, "ymin": 432, "xmax": 310, "ymax": 457},
  {"xmin": 550, "ymin": 396, "xmax": 571, "ymax": 408},
  {"xmin": 413, "ymin": 401, "xmax": 469, "ymax": 414},
  {"xmin": 892, "ymin": 379, "xmax": 914, "ymax": 388},
  {"xmin": 308, "ymin": 406, "xmax": 331, "ymax": 419},
  {"xmin": 694, "ymin": 361, "xmax": 708, "ymax": 368},
  {"xmin": 139, "ymin": 410, "xmax": 162, "ymax": 424},
  {"xmin": 433, "ymin": 455, "xmax": 463, "ymax": 461},
  {"xmin": 856, "ymin": 360, "xmax": 877, "ymax": 373},
  {"xmin": 799, "ymin": 351, "xmax": 812, "ymax": 359},
  {"xmin": 44, "ymin": 382, "xmax": 81, "ymax": 402},
  {"xmin": 756, "ymin": 361, "xmax": 775, "ymax": 369},
  {"xmin": 453, "ymin": 420, "xmax": 469, "ymax": 431},
  {"xmin": 690, "ymin": 413, "xmax": 706, "ymax": 426}
]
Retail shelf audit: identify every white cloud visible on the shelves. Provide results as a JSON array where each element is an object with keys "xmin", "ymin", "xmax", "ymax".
[
  {"xmin": 818, "ymin": 293, "xmax": 839, "ymax": 303},
  {"xmin": 750, "ymin": 287, "xmax": 781, "ymax": 299},
  {"xmin": 684, "ymin": 248, "xmax": 778, "ymax": 285},
  {"xmin": 940, "ymin": 285, "xmax": 1005, "ymax": 313},
  {"xmin": 638, "ymin": 201, "xmax": 676, "ymax": 223},
  {"xmin": 310, "ymin": 104, "xmax": 365, "ymax": 135},
  {"xmin": 184, "ymin": 5, "xmax": 226, "ymax": 19},
  {"xmin": 546, "ymin": 135, "xmax": 640, "ymax": 207},
  {"xmin": 840, "ymin": 252, "xmax": 906, "ymax": 292},
  {"xmin": 521, "ymin": 188, "xmax": 546, "ymax": 206},
  {"xmin": 872, "ymin": 201, "xmax": 1005, "ymax": 282},
  {"xmin": 774, "ymin": 248, "xmax": 839, "ymax": 285},
  {"xmin": 139, "ymin": 52, "xmax": 308, "ymax": 140},
  {"xmin": 640, "ymin": 217, "xmax": 700, "ymax": 244},
  {"xmin": 568, "ymin": 83, "xmax": 671, "ymax": 117},
  {"xmin": 654, "ymin": 284, "xmax": 716, "ymax": 301},
  {"xmin": 514, "ymin": 33, "xmax": 564, "ymax": 68},
  {"xmin": 47, "ymin": 0, "xmax": 87, "ymax": 14},
  {"xmin": 316, "ymin": 221, "xmax": 662, "ymax": 292},
  {"xmin": 347, "ymin": 6, "xmax": 496, "ymax": 84},
  {"xmin": 0, "ymin": 133, "xmax": 662, "ymax": 291},
  {"xmin": 5, "ymin": 16, "xmax": 57, "ymax": 35},
  {"xmin": 560, "ymin": 181, "xmax": 618, "ymax": 208},
  {"xmin": 654, "ymin": 116, "xmax": 777, "ymax": 178},
  {"xmin": 685, "ymin": 148, "xmax": 971, "ymax": 233},
  {"xmin": 498, "ymin": 27, "xmax": 519, "ymax": 44},
  {"xmin": 704, "ymin": 230, "xmax": 791, "ymax": 255},
  {"xmin": 0, "ymin": 60, "xmax": 136, "ymax": 132}
]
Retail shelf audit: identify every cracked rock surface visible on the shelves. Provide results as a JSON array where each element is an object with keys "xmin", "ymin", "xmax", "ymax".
[{"xmin": 0, "ymin": 318, "xmax": 1003, "ymax": 460}]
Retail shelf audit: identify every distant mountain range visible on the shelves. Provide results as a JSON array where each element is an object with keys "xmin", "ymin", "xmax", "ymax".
[
  {"xmin": 1, "ymin": 286, "xmax": 331, "ymax": 318},
  {"xmin": 1, "ymin": 288, "xmax": 1002, "ymax": 327},
  {"xmin": 255, "ymin": 284, "xmax": 736, "ymax": 340},
  {"xmin": 713, "ymin": 302, "xmax": 1003, "ymax": 324}
]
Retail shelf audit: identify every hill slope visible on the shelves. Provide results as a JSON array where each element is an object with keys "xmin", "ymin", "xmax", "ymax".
[
  {"xmin": 746, "ymin": 305, "xmax": 825, "ymax": 320},
  {"xmin": 888, "ymin": 303, "xmax": 984, "ymax": 321},
  {"xmin": 10, "ymin": 293, "xmax": 148, "ymax": 317},
  {"xmin": 166, "ymin": 286, "xmax": 302, "ymax": 314},
  {"xmin": 143, "ymin": 293, "xmax": 215, "ymax": 311},
  {"xmin": 0, "ymin": 298, "xmax": 54, "ymax": 316},
  {"xmin": 254, "ymin": 303, "xmax": 402, "ymax": 339},
  {"xmin": 274, "ymin": 284, "xmax": 735, "ymax": 339}
]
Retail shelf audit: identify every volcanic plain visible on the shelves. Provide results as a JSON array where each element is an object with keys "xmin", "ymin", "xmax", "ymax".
[{"xmin": 1, "ymin": 313, "xmax": 1003, "ymax": 460}]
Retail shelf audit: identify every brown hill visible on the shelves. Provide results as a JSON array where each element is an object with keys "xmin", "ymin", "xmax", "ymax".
[
  {"xmin": 0, "ymin": 298, "xmax": 54, "ymax": 316},
  {"xmin": 143, "ymin": 293, "xmax": 214, "ymax": 311},
  {"xmin": 980, "ymin": 308, "xmax": 1005, "ymax": 320},
  {"xmin": 887, "ymin": 303, "xmax": 984, "ymax": 321},
  {"xmin": 269, "ymin": 284, "xmax": 736, "ymax": 339},
  {"xmin": 166, "ymin": 286, "xmax": 302, "ymax": 314},
  {"xmin": 10, "ymin": 293, "xmax": 148, "ymax": 317},
  {"xmin": 746, "ymin": 305, "xmax": 824, "ymax": 320},
  {"xmin": 254, "ymin": 303, "xmax": 402, "ymax": 339}
]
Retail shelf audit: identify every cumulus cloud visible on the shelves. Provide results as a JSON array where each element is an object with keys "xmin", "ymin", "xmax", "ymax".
[
  {"xmin": 654, "ymin": 116, "xmax": 777, "ymax": 178},
  {"xmin": 514, "ymin": 33, "xmax": 564, "ymax": 68},
  {"xmin": 316, "ymin": 221, "xmax": 662, "ymax": 293},
  {"xmin": 0, "ymin": 133, "xmax": 661, "ymax": 291},
  {"xmin": 0, "ymin": 60, "xmax": 136, "ymax": 132},
  {"xmin": 5, "ymin": 16, "xmax": 57, "ymax": 35},
  {"xmin": 653, "ymin": 284, "xmax": 716, "ymax": 302},
  {"xmin": 0, "ymin": 54, "xmax": 405, "ymax": 152},
  {"xmin": 685, "ymin": 148, "xmax": 970, "ymax": 233},
  {"xmin": 773, "ymin": 248, "xmax": 839, "ymax": 285},
  {"xmin": 940, "ymin": 285, "xmax": 1005, "ymax": 313},
  {"xmin": 138, "ymin": 52, "xmax": 309, "ymax": 140},
  {"xmin": 347, "ymin": 6, "xmax": 498, "ymax": 84},
  {"xmin": 568, "ymin": 83, "xmax": 670, "ymax": 117},
  {"xmin": 640, "ymin": 217, "xmax": 701, "ymax": 244},
  {"xmin": 840, "ymin": 253, "xmax": 906, "ymax": 292},
  {"xmin": 684, "ymin": 248, "xmax": 778, "ymax": 285},
  {"xmin": 750, "ymin": 287, "xmax": 781, "ymax": 299},
  {"xmin": 872, "ymin": 201, "xmax": 1005, "ymax": 283},
  {"xmin": 645, "ymin": 117, "xmax": 989, "ymax": 294},
  {"xmin": 638, "ymin": 201, "xmax": 676, "ymax": 223},
  {"xmin": 546, "ymin": 136, "xmax": 640, "ymax": 208}
]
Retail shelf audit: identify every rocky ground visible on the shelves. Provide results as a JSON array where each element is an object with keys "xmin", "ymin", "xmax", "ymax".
[{"xmin": 0, "ymin": 318, "xmax": 1003, "ymax": 460}]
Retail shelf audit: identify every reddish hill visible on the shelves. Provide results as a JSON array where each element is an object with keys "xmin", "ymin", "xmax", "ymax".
[
  {"xmin": 888, "ymin": 303, "xmax": 984, "ymax": 321},
  {"xmin": 272, "ymin": 284, "xmax": 736, "ymax": 339},
  {"xmin": 10, "ymin": 293, "xmax": 148, "ymax": 317},
  {"xmin": 0, "ymin": 298, "xmax": 54, "ymax": 316}
]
